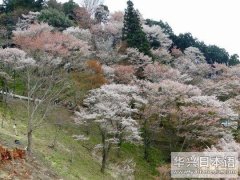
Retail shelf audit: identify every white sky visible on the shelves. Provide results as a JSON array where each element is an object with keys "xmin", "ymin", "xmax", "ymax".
[{"xmin": 1, "ymin": 0, "xmax": 239, "ymax": 56}]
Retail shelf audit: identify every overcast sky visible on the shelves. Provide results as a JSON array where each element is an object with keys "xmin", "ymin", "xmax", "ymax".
[{"xmin": 1, "ymin": 0, "xmax": 239, "ymax": 56}]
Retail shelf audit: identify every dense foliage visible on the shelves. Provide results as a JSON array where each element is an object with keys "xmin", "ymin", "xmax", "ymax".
[
  {"xmin": 0, "ymin": 0, "xmax": 239, "ymax": 179},
  {"xmin": 38, "ymin": 8, "xmax": 74, "ymax": 29}
]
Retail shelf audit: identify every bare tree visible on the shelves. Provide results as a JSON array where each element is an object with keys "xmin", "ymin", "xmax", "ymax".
[
  {"xmin": 22, "ymin": 65, "xmax": 67, "ymax": 154},
  {"xmin": 80, "ymin": 0, "xmax": 104, "ymax": 16}
]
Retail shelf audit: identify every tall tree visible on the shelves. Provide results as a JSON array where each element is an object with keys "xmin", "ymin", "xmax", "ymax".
[
  {"xmin": 80, "ymin": 0, "xmax": 104, "ymax": 16},
  {"xmin": 94, "ymin": 4, "xmax": 109, "ymax": 24},
  {"xmin": 74, "ymin": 84, "xmax": 143, "ymax": 173},
  {"xmin": 122, "ymin": 0, "xmax": 151, "ymax": 56},
  {"xmin": 62, "ymin": 0, "xmax": 79, "ymax": 18}
]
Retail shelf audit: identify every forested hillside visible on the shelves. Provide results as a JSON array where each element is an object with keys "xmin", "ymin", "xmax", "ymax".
[{"xmin": 0, "ymin": 0, "xmax": 239, "ymax": 179}]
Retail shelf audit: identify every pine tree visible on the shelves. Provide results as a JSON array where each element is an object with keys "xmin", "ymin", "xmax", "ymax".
[{"xmin": 122, "ymin": 0, "xmax": 151, "ymax": 56}]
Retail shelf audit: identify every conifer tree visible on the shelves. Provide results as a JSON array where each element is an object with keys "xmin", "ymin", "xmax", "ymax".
[{"xmin": 122, "ymin": 0, "xmax": 151, "ymax": 56}]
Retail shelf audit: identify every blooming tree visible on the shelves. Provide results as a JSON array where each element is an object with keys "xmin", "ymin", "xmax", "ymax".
[
  {"xmin": 101, "ymin": 65, "xmax": 115, "ymax": 83},
  {"xmin": 143, "ymin": 24, "xmax": 172, "ymax": 49},
  {"xmin": 144, "ymin": 63, "xmax": 183, "ymax": 83},
  {"xmin": 13, "ymin": 23, "xmax": 90, "ymax": 57},
  {"xmin": 151, "ymin": 48, "xmax": 173, "ymax": 64},
  {"xmin": 126, "ymin": 48, "xmax": 152, "ymax": 78},
  {"xmin": 114, "ymin": 65, "xmax": 135, "ymax": 84},
  {"xmin": 171, "ymin": 46, "xmax": 183, "ymax": 58},
  {"xmin": 126, "ymin": 48, "xmax": 152, "ymax": 67},
  {"xmin": 74, "ymin": 84, "xmax": 144, "ymax": 173},
  {"xmin": 205, "ymin": 134, "xmax": 240, "ymax": 158},
  {"xmin": 80, "ymin": 0, "xmax": 104, "ymax": 16},
  {"xmin": 137, "ymin": 79, "xmax": 236, "ymax": 155},
  {"xmin": 63, "ymin": 26, "xmax": 92, "ymax": 45},
  {"xmin": 200, "ymin": 77, "xmax": 240, "ymax": 101},
  {"xmin": 72, "ymin": 7, "xmax": 92, "ymax": 29},
  {"xmin": 0, "ymin": 48, "xmax": 35, "ymax": 68},
  {"xmin": 184, "ymin": 47, "xmax": 206, "ymax": 64},
  {"xmin": 109, "ymin": 11, "xmax": 124, "ymax": 22},
  {"xmin": 16, "ymin": 11, "xmax": 40, "ymax": 30},
  {"xmin": 0, "ymin": 48, "xmax": 35, "ymax": 94},
  {"xmin": 95, "ymin": 5, "xmax": 109, "ymax": 23}
]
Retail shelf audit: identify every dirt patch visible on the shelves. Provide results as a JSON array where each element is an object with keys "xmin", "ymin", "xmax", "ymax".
[{"xmin": 0, "ymin": 144, "xmax": 60, "ymax": 180}]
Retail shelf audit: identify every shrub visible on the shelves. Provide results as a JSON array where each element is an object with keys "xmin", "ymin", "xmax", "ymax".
[
  {"xmin": 38, "ymin": 8, "xmax": 74, "ymax": 29},
  {"xmin": 86, "ymin": 60, "xmax": 103, "ymax": 74},
  {"xmin": 85, "ymin": 60, "xmax": 107, "ymax": 86},
  {"xmin": 114, "ymin": 65, "xmax": 135, "ymax": 84}
]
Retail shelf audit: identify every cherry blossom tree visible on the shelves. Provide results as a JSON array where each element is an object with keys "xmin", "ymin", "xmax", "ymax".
[
  {"xmin": 184, "ymin": 47, "xmax": 206, "ymax": 64},
  {"xmin": 0, "ymin": 48, "xmax": 35, "ymax": 67},
  {"xmin": 205, "ymin": 134, "xmax": 240, "ymax": 155},
  {"xmin": 13, "ymin": 23, "xmax": 91, "ymax": 58},
  {"xmin": 144, "ymin": 62, "xmax": 183, "ymax": 83},
  {"xmin": 63, "ymin": 26, "xmax": 92, "ymax": 45},
  {"xmin": 171, "ymin": 46, "xmax": 183, "ymax": 58},
  {"xmin": 114, "ymin": 65, "xmax": 135, "ymax": 84},
  {"xmin": 95, "ymin": 5, "xmax": 109, "ymax": 23},
  {"xmin": 72, "ymin": 7, "xmax": 92, "ymax": 29},
  {"xmin": 109, "ymin": 11, "xmax": 124, "ymax": 22},
  {"xmin": 80, "ymin": 0, "xmax": 104, "ymax": 16},
  {"xmin": 173, "ymin": 52, "xmax": 212, "ymax": 84},
  {"xmin": 126, "ymin": 48, "xmax": 152, "ymax": 78},
  {"xmin": 90, "ymin": 23, "xmax": 126, "ymax": 64},
  {"xmin": 74, "ymin": 84, "xmax": 144, "ymax": 173},
  {"xmin": 137, "ymin": 79, "xmax": 237, "ymax": 157},
  {"xmin": 0, "ymin": 48, "xmax": 35, "ymax": 94},
  {"xmin": 126, "ymin": 48, "xmax": 152, "ymax": 67},
  {"xmin": 16, "ymin": 11, "xmax": 40, "ymax": 30},
  {"xmin": 200, "ymin": 76, "xmax": 240, "ymax": 101},
  {"xmin": 151, "ymin": 48, "xmax": 173, "ymax": 64},
  {"xmin": 143, "ymin": 24, "xmax": 172, "ymax": 49},
  {"xmin": 102, "ymin": 65, "xmax": 115, "ymax": 82}
]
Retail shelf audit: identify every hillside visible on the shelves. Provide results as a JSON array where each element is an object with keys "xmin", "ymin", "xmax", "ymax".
[{"xmin": 0, "ymin": 0, "xmax": 240, "ymax": 179}]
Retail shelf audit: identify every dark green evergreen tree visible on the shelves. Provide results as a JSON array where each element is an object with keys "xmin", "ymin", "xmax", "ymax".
[
  {"xmin": 2, "ymin": 0, "xmax": 44, "ymax": 12},
  {"xmin": 122, "ymin": 0, "xmax": 151, "ymax": 56},
  {"xmin": 229, "ymin": 54, "xmax": 240, "ymax": 66},
  {"xmin": 62, "ymin": 0, "xmax": 79, "ymax": 19}
]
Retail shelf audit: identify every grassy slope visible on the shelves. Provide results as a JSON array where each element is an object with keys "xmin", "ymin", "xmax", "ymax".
[{"xmin": 0, "ymin": 71, "xmax": 166, "ymax": 179}]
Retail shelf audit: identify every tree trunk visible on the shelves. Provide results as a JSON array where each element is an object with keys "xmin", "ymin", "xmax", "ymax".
[
  {"xmin": 117, "ymin": 134, "xmax": 123, "ymax": 157},
  {"xmin": 13, "ymin": 70, "xmax": 16, "ymax": 94},
  {"xmin": 101, "ymin": 146, "xmax": 107, "ymax": 173},
  {"xmin": 100, "ymin": 130, "xmax": 111, "ymax": 173},
  {"xmin": 143, "ymin": 118, "xmax": 150, "ymax": 161},
  {"xmin": 85, "ymin": 124, "xmax": 90, "ymax": 136},
  {"xmin": 27, "ymin": 129, "xmax": 33, "ymax": 154},
  {"xmin": 1, "ymin": 114, "xmax": 5, "ymax": 128}
]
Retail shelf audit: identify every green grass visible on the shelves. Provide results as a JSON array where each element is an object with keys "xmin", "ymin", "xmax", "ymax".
[
  {"xmin": 0, "ymin": 70, "xmax": 167, "ymax": 179},
  {"xmin": 0, "ymin": 103, "xmax": 113, "ymax": 179},
  {"xmin": 0, "ymin": 100, "xmax": 167, "ymax": 179}
]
